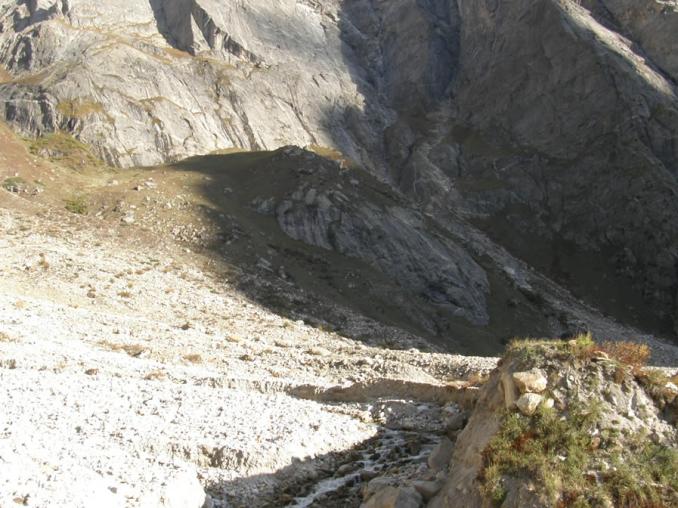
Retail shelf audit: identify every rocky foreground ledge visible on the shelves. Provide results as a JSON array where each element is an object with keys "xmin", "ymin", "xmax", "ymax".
[{"xmin": 392, "ymin": 337, "xmax": 678, "ymax": 508}]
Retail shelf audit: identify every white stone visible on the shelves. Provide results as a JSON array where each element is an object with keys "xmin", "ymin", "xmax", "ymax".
[
  {"xmin": 512, "ymin": 369, "xmax": 548, "ymax": 394},
  {"xmin": 515, "ymin": 393, "xmax": 544, "ymax": 416}
]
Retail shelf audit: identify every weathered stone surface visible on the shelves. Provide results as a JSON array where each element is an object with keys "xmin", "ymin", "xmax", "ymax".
[
  {"xmin": 0, "ymin": 0, "xmax": 365, "ymax": 168},
  {"xmin": 412, "ymin": 479, "xmax": 444, "ymax": 500},
  {"xmin": 427, "ymin": 437, "xmax": 454, "ymax": 472},
  {"xmin": 501, "ymin": 371, "xmax": 519, "ymax": 409},
  {"xmin": 275, "ymin": 179, "xmax": 490, "ymax": 327},
  {"xmin": 515, "ymin": 393, "xmax": 544, "ymax": 416},
  {"xmin": 154, "ymin": 469, "xmax": 206, "ymax": 508},
  {"xmin": 363, "ymin": 477, "xmax": 399, "ymax": 500},
  {"xmin": 512, "ymin": 369, "xmax": 549, "ymax": 394},
  {"xmin": 361, "ymin": 486, "xmax": 423, "ymax": 508}
]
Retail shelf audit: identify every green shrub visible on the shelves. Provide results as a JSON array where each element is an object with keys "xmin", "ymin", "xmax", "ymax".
[
  {"xmin": 2, "ymin": 176, "xmax": 27, "ymax": 193},
  {"xmin": 64, "ymin": 196, "xmax": 88, "ymax": 215}
]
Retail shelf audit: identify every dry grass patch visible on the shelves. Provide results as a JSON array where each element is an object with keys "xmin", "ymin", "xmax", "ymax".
[
  {"xmin": 144, "ymin": 369, "xmax": 166, "ymax": 381},
  {"xmin": 0, "ymin": 331, "xmax": 15, "ymax": 342},
  {"xmin": 99, "ymin": 340, "xmax": 146, "ymax": 358}
]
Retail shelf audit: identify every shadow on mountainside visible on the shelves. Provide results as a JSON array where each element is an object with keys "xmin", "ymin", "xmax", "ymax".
[
  {"xmin": 148, "ymin": 148, "xmax": 559, "ymax": 357},
  {"xmin": 327, "ymin": 0, "xmax": 678, "ymax": 342}
]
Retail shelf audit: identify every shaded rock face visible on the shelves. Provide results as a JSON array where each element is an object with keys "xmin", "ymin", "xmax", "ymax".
[
  {"xmin": 275, "ymin": 185, "xmax": 490, "ymax": 326},
  {"xmin": 0, "ymin": 0, "xmax": 677, "ymax": 339},
  {"xmin": 444, "ymin": 0, "xmax": 678, "ymax": 336},
  {"xmin": 341, "ymin": 0, "xmax": 678, "ymax": 336}
]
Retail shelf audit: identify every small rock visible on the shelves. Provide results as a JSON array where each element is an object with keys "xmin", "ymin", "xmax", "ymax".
[
  {"xmin": 515, "ymin": 393, "xmax": 544, "ymax": 415},
  {"xmin": 443, "ymin": 410, "xmax": 468, "ymax": 432},
  {"xmin": 363, "ymin": 477, "xmax": 398, "ymax": 499},
  {"xmin": 360, "ymin": 469, "xmax": 380, "ymax": 482},
  {"xmin": 336, "ymin": 463, "xmax": 355, "ymax": 476},
  {"xmin": 155, "ymin": 469, "xmax": 207, "ymax": 508},
  {"xmin": 412, "ymin": 479, "xmax": 444, "ymax": 500},
  {"xmin": 512, "ymin": 368, "xmax": 548, "ymax": 394},
  {"xmin": 427, "ymin": 437, "xmax": 454, "ymax": 472},
  {"xmin": 362, "ymin": 486, "xmax": 422, "ymax": 508}
]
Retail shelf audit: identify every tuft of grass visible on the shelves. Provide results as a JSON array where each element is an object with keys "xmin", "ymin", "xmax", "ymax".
[
  {"xmin": 29, "ymin": 131, "xmax": 105, "ymax": 169},
  {"xmin": 598, "ymin": 341, "xmax": 650, "ymax": 371},
  {"xmin": 56, "ymin": 99, "xmax": 107, "ymax": 120},
  {"xmin": 99, "ymin": 341, "xmax": 145, "ymax": 358},
  {"xmin": 65, "ymin": 195, "xmax": 88, "ymax": 215},
  {"xmin": 2, "ymin": 176, "xmax": 27, "ymax": 193},
  {"xmin": 0, "ymin": 331, "xmax": 14, "ymax": 342},
  {"xmin": 480, "ymin": 402, "xmax": 600, "ymax": 505},
  {"xmin": 484, "ymin": 337, "xmax": 677, "ymax": 507},
  {"xmin": 506, "ymin": 334, "xmax": 650, "ymax": 370}
]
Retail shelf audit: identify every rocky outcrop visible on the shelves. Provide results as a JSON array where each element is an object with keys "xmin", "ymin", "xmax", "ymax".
[
  {"xmin": 358, "ymin": 339, "xmax": 678, "ymax": 507},
  {"xmin": 429, "ymin": 340, "xmax": 678, "ymax": 507},
  {"xmin": 199, "ymin": 146, "xmax": 678, "ymax": 356},
  {"xmin": 275, "ymin": 178, "xmax": 490, "ymax": 326}
]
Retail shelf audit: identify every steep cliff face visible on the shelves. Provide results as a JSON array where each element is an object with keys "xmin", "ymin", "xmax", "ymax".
[
  {"xmin": 444, "ymin": 0, "xmax": 678, "ymax": 337},
  {"xmin": 0, "ymin": 0, "xmax": 677, "ymax": 343},
  {"xmin": 0, "ymin": 0, "xmax": 365, "ymax": 167}
]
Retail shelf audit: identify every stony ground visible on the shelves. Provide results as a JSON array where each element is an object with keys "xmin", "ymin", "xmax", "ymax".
[
  {"xmin": 2, "ymin": 112, "xmax": 678, "ymax": 506},
  {"xmin": 0, "ymin": 191, "xmax": 496, "ymax": 507}
]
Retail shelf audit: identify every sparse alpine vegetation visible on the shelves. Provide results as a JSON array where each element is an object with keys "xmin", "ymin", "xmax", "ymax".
[{"xmin": 476, "ymin": 337, "xmax": 678, "ymax": 508}]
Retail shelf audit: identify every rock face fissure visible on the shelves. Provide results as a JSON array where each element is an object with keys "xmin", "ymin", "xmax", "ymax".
[{"xmin": 0, "ymin": 0, "xmax": 677, "ymax": 341}]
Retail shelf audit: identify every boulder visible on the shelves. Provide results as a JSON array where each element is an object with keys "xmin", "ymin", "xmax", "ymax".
[
  {"xmin": 515, "ymin": 393, "xmax": 544, "ymax": 416},
  {"xmin": 361, "ymin": 486, "xmax": 423, "ymax": 508},
  {"xmin": 427, "ymin": 437, "xmax": 454, "ymax": 472},
  {"xmin": 412, "ymin": 479, "xmax": 444, "ymax": 500},
  {"xmin": 512, "ymin": 369, "xmax": 548, "ymax": 394}
]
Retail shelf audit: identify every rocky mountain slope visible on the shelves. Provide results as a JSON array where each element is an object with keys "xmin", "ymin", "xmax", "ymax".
[
  {"xmin": 0, "ymin": 0, "xmax": 677, "ymax": 345},
  {"xmin": 0, "ymin": 1, "xmax": 678, "ymax": 506}
]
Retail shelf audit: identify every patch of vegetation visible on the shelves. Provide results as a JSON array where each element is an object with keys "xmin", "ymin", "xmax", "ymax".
[
  {"xmin": 64, "ymin": 195, "xmax": 88, "ymax": 215},
  {"xmin": 507, "ymin": 334, "xmax": 651, "ymax": 372},
  {"xmin": 307, "ymin": 144, "xmax": 359, "ymax": 169},
  {"xmin": 29, "ymin": 131, "xmax": 104, "ymax": 170},
  {"xmin": 98, "ymin": 341, "xmax": 145, "ymax": 358},
  {"xmin": 2, "ymin": 176, "xmax": 27, "ymax": 193},
  {"xmin": 56, "ymin": 99, "xmax": 106, "ymax": 119},
  {"xmin": 504, "ymin": 334, "xmax": 585, "ymax": 366},
  {"xmin": 598, "ymin": 341, "xmax": 651, "ymax": 370},
  {"xmin": 480, "ymin": 402, "xmax": 677, "ymax": 507}
]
